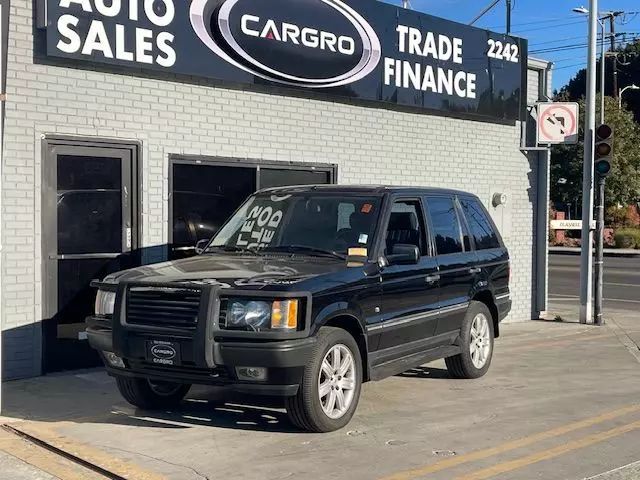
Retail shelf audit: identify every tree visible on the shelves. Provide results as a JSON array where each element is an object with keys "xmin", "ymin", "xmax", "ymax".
[
  {"xmin": 551, "ymin": 96, "xmax": 640, "ymax": 223},
  {"xmin": 555, "ymin": 39, "xmax": 640, "ymax": 123}
]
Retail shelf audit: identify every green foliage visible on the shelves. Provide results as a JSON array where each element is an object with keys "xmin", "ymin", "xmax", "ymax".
[
  {"xmin": 613, "ymin": 228, "xmax": 640, "ymax": 249},
  {"xmin": 556, "ymin": 39, "xmax": 640, "ymax": 123},
  {"xmin": 550, "ymin": 96, "xmax": 640, "ymax": 222}
]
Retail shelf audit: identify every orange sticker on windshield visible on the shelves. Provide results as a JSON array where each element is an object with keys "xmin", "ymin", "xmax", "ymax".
[{"xmin": 361, "ymin": 203, "xmax": 373, "ymax": 213}]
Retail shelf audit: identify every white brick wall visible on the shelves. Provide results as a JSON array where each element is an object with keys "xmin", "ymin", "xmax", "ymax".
[{"xmin": 1, "ymin": 1, "xmax": 542, "ymax": 379}]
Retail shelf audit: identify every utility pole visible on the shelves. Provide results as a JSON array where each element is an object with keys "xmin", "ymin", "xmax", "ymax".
[
  {"xmin": 599, "ymin": 19, "xmax": 606, "ymax": 124},
  {"xmin": 506, "ymin": 0, "xmax": 512, "ymax": 34},
  {"xmin": 609, "ymin": 15, "xmax": 618, "ymax": 98},
  {"xmin": 579, "ymin": 0, "xmax": 598, "ymax": 324}
]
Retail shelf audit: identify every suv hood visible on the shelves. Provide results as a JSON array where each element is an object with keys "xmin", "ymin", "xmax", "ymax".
[{"xmin": 102, "ymin": 253, "xmax": 347, "ymax": 289}]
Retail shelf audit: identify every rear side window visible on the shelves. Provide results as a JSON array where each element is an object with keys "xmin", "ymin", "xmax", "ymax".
[
  {"xmin": 425, "ymin": 196, "xmax": 463, "ymax": 255},
  {"xmin": 460, "ymin": 198, "xmax": 500, "ymax": 249}
]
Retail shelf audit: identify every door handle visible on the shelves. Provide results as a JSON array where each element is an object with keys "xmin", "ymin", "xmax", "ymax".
[
  {"xmin": 469, "ymin": 267, "xmax": 481, "ymax": 274},
  {"xmin": 425, "ymin": 274, "xmax": 440, "ymax": 283}
]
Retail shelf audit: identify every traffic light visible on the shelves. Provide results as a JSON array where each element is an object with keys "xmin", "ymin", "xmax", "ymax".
[{"xmin": 594, "ymin": 124, "xmax": 613, "ymax": 177}]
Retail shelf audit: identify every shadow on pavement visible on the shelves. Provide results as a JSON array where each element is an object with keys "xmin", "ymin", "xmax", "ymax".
[
  {"xmin": 1, "ymin": 371, "xmax": 301, "ymax": 433},
  {"xmin": 395, "ymin": 366, "xmax": 451, "ymax": 379}
]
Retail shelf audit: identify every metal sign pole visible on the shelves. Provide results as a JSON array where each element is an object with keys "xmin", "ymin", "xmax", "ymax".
[
  {"xmin": 594, "ymin": 176, "xmax": 606, "ymax": 325},
  {"xmin": 579, "ymin": 0, "xmax": 598, "ymax": 324}
]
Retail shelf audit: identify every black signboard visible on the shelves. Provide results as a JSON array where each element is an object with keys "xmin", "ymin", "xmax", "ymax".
[{"xmin": 40, "ymin": 0, "xmax": 527, "ymax": 122}]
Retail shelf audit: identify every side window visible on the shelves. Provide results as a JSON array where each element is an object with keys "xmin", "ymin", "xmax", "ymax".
[
  {"xmin": 460, "ymin": 198, "xmax": 500, "ymax": 249},
  {"xmin": 426, "ymin": 196, "xmax": 463, "ymax": 255},
  {"xmin": 385, "ymin": 200, "xmax": 428, "ymax": 256}
]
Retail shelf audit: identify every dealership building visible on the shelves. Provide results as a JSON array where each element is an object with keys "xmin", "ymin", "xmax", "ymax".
[{"xmin": 0, "ymin": 0, "xmax": 552, "ymax": 380}]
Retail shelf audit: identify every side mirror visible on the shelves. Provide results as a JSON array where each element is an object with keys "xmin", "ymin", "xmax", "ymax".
[
  {"xmin": 386, "ymin": 244, "xmax": 420, "ymax": 265},
  {"xmin": 195, "ymin": 238, "xmax": 211, "ymax": 255}
]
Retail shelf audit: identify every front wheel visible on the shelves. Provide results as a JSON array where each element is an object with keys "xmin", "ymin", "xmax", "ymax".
[
  {"xmin": 445, "ymin": 301, "xmax": 494, "ymax": 379},
  {"xmin": 286, "ymin": 327, "xmax": 362, "ymax": 432},
  {"xmin": 115, "ymin": 376, "xmax": 191, "ymax": 409}
]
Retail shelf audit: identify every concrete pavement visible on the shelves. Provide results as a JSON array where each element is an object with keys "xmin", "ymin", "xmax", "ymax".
[
  {"xmin": 584, "ymin": 461, "xmax": 640, "ymax": 480},
  {"xmin": 2, "ymin": 319, "xmax": 640, "ymax": 480}
]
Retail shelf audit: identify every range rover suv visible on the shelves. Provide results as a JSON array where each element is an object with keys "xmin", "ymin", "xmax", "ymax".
[{"xmin": 87, "ymin": 186, "xmax": 510, "ymax": 432}]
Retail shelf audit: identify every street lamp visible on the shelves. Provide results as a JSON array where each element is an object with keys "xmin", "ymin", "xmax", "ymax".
[
  {"xmin": 619, "ymin": 84, "xmax": 640, "ymax": 108},
  {"xmin": 573, "ymin": 6, "xmax": 607, "ymax": 124}
]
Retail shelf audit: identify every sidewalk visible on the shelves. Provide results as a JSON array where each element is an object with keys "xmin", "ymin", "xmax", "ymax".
[
  {"xmin": 0, "ymin": 426, "xmax": 102, "ymax": 480},
  {"xmin": 550, "ymin": 246, "xmax": 640, "ymax": 257},
  {"xmin": 2, "ymin": 319, "xmax": 640, "ymax": 480}
]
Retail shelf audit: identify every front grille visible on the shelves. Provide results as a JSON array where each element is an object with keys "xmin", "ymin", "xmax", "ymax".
[
  {"xmin": 126, "ymin": 286, "xmax": 202, "ymax": 330},
  {"xmin": 218, "ymin": 298, "xmax": 228, "ymax": 328}
]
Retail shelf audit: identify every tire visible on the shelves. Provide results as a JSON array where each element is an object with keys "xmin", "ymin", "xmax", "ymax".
[
  {"xmin": 445, "ymin": 301, "xmax": 495, "ymax": 379},
  {"xmin": 115, "ymin": 376, "xmax": 191, "ymax": 409},
  {"xmin": 286, "ymin": 327, "xmax": 363, "ymax": 432}
]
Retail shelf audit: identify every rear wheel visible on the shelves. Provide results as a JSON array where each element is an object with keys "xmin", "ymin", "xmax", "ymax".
[
  {"xmin": 286, "ymin": 327, "xmax": 362, "ymax": 432},
  {"xmin": 115, "ymin": 376, "xmax": 191, "ymax": 409},
  {"xmin": 445, "ymin": 301, "xmax": 494, "ymax": 379}
]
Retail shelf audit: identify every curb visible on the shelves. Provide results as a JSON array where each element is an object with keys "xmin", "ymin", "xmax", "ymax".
[{"xmin": 549, "ymin": 247, "xmax": 640, "ymax": 258}]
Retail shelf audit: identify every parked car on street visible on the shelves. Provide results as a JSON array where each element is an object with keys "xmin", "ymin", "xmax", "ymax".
[{"xmin": 87, "ymin": 185, "xmax": 510, "ymax": 432}]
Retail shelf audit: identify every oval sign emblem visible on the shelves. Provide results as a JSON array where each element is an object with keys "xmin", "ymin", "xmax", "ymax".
[
  {"xmin": 151, "ymin": 344, "xmax": 177, "ymax": 360},
  {"xmin": 190, "ymin": 0, "xmax": 381, "ymax": 88}
]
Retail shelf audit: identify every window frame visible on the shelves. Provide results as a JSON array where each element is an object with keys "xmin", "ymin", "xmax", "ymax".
[
  {"xmin": 380, "ymin": 196, "xmax": 433, "ymax": 257},
  {"xmin": 423, "ymin": 194, "xmax": 467, "ymax": 257},
  {"xmin": 167, "ymin": 155, "xmax": 337, "ymax": 246},
  {"xmin": 457, "ymin": 195, "xmax": 502, "ymax": 251}
]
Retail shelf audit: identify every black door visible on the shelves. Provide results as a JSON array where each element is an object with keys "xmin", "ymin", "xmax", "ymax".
[
  {"xmin": 43, "ymin": 143, "xmax": 137, "ymax": 372},
  {"xmin": 424, "ymin": 195, "xmax": 478, "ymax": 336},
  {"xmin": 378, "ymin": 199, "xmax": 440, "ymax": 356}
]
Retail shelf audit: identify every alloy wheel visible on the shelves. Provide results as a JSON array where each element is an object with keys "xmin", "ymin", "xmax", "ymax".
[
  {"xmin": 318, "ymin": 344, "xmax": 357, "ymax": 419},
  {"xmin": 470, "ymin": 313, "xmax": 491, "ymax": 369}
]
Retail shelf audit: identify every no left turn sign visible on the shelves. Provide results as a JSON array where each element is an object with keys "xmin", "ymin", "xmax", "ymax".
[{"xmin": 537, "ymin": 102, "xmax": 579, "ymax": 145}]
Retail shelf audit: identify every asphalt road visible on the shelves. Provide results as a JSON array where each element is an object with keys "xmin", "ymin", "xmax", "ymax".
[{"xmin": 549, "ymin": 253, "xmax": 640, "ymax": 310}]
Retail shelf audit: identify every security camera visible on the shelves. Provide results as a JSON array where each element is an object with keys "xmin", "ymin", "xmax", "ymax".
[{"xmin": 492, "ymin": 193, "xmax": 508, "ymax": 207}]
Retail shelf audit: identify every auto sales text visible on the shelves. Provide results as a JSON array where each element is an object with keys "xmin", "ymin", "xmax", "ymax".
[
  {"xmin": 55, "ymin": 0, "xmax": 176, "ymax": 67},
  {"xmin": 384, "ymin": 25, "xmax": 476, "ymax": 99}
]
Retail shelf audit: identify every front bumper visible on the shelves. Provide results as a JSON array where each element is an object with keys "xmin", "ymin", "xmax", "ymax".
[
  {"xmin": 86, "ymin": 318, "xmax": 316, "ymax": 396},
  {"xmin": 87, "ymin": 280, "xmax": 315, "ymax": 396}
]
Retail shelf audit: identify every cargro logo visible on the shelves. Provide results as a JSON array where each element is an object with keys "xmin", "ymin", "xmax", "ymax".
[
  {"xmin": 190, "ymin": 0, "xmax": 381, "ymax": 87},
  {"xmin": 151, "ymin": 344, "xmax": 177, "ymax": 360}
]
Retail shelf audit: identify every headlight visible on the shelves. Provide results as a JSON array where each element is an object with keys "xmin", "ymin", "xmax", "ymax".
[
  {"xmin": 223, "ymin": 298, "xmax": 300, "ymax": 331},
  {"xmin": 95, "ymin": 290, "xmax": 116, "ymax": 316}
]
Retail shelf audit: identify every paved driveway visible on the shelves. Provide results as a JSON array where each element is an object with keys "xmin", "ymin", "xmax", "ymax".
[{"xmin": 2, "ymin": 319, "xmax": 640, "ymax": 480}]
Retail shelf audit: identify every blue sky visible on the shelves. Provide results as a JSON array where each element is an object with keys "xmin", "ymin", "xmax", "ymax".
[{"xmin": 382, "ymin": 0, "xmax": 640, "ymax": 92}]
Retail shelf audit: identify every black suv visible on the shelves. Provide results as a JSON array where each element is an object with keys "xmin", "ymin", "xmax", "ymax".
[{"xmin": 87, "ymin": 186, "xmax": 510, "ymax": 432}]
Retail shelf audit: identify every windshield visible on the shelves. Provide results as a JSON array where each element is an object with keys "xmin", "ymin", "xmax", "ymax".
[{"xmin": 208, "ymin": 192, "xmax": 382, "ymax": 256}]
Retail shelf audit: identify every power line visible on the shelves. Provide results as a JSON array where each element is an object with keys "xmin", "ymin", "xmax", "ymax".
[
  {"xmin": 513, "ymin": 18, "xmax": 587, "ymax": 34},
  {"xmin": 531, "ymin": 35, "xmax": 596, "ymax": 47},
  {"xmin": 485, "ymin": 15, "xmax": 576, "ymax": 29},
  {"xmin": 553, "ymin": 62, "xmax": 587, "ymax": 70},
  {"xmin": 530, "ymin": 33, "xmax": 638, "ymax": 55},
  {"xmin": 531, "ymin": 39, "xmax": 610, "ymax": 54}
]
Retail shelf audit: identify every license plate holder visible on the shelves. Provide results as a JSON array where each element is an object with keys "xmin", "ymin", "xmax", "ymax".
[{"xmin": 146, "ymin": 339, "xmax": 181, "ymax": 367}]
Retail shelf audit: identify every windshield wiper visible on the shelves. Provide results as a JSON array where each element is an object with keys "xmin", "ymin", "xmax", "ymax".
[
  {"xmin": 207, "ymin": 245, "xmax": 262, "ymax": 255},
  {"xmin": 263, "ymin": 245, "xmax": 346, "ymax": 260}
]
